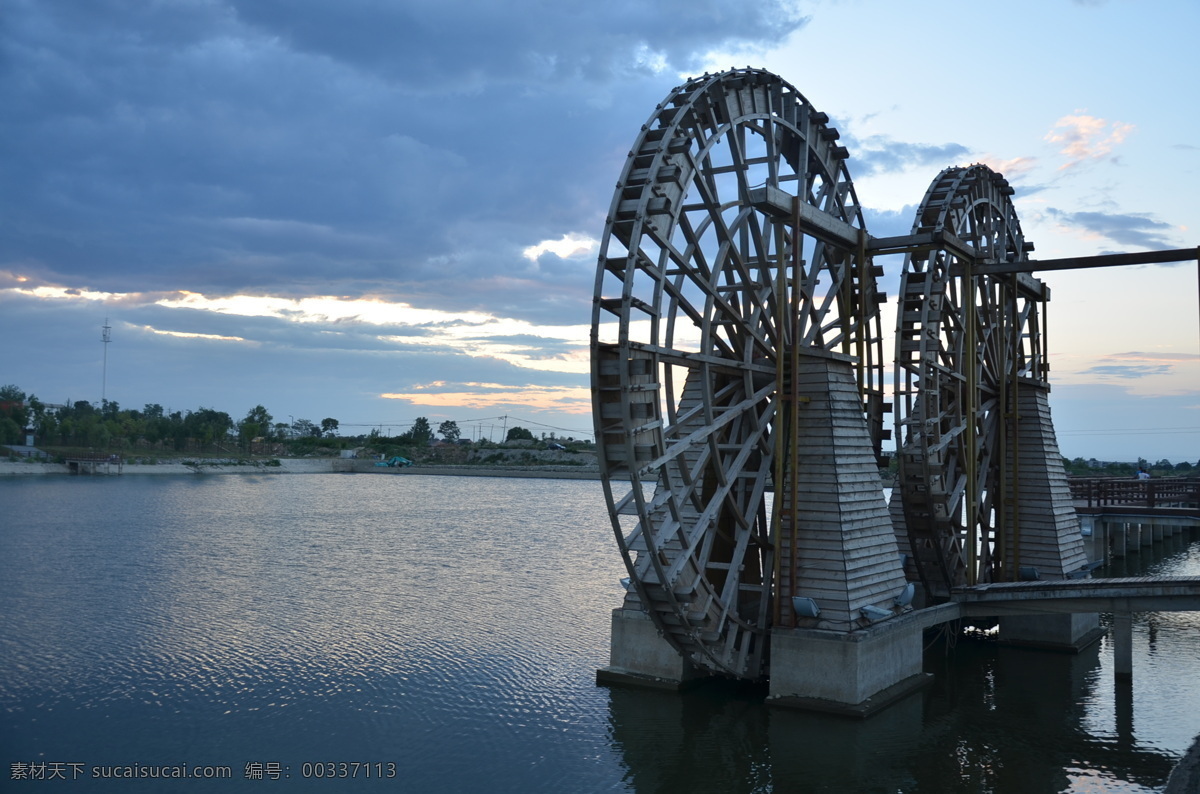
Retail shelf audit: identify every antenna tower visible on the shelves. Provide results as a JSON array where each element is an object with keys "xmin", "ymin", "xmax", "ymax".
[{"xmin": 102, "ymin": 318, "xmax": 111, "ymax": 404}]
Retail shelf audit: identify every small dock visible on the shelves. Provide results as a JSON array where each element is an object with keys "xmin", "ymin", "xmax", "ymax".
[{"xmin": 64, "ymin": 455, "xmax": 124, "ymax": 475}]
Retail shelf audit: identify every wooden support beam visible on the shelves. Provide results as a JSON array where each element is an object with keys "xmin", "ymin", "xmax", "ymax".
[
  {"xmin": 866, "ymin": 230, "xmax": 978, "ymax": 263},
  {"xmin": 967, "ymin": 246, "xmax": 1200, "ymax": 275},
  {"xmin": 749, "ymin": 186, "xmax": 862, "ymax": 250}
]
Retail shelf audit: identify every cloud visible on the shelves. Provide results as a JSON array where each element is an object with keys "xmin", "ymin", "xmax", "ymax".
[
  {"xmin": 1, "ymin": 0, "xmax": 810, "ymax": 329},
  {"xmin": 1045, "ymin": 113, "xmax": 1134, "ymax": 170},
  {"xmin": 1043, "ymin": 208, "xmax": 1178, "ymax": 249},
  {"xmin": 1077, "ymin": 351, "xmax": 1198, "ymax": 380},
  {"xmin": 845, "ymin": 136, "xmax": 970, "ymax": 178},
  {"xmin": 230, "ymin": 0, "xmax": 809, "ymax": 86},
  {"xmin": 523, "ymin": 233, "xmax": 599, "ymax": 262},
  {"xmin": 976, "ymin": 156, "xmax": 1039, "ymax": 181},
  {"xmin": 381, "ymin": 382, "xmax": 592, "ymax": 413},
  {"xmin": 1081, "ymin": 364, "xmax": 1174, "ymax": 379},
  {"xmin": 862, "ymin": 205, "xmax": 920, "ymax": 240}
]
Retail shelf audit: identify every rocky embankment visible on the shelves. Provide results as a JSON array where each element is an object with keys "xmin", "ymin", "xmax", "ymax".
[{"xmin": 0, "ymin": 456, "xmax": 600, "ymax": 479}]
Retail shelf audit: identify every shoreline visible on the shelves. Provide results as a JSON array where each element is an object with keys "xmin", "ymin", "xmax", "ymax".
[{"xmin": 0, "ymin": 458, "xmax": 601, "ymax": 480}]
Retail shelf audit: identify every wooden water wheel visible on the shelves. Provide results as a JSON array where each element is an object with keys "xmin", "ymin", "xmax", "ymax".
[
  {"xmin": 591, "ymin": 68, "xmax": 885, "ymax": 679},
  {"xmin": 893, "ymin": 164, "xmax": 1049, "ymax": 600}
]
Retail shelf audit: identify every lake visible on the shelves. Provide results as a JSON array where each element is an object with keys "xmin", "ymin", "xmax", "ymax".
[{"xmin": 2, "ymin": 474, "xmax": 1198, "ymax": 792}]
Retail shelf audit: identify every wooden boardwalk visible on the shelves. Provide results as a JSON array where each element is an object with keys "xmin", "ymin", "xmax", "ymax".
[
  {"xmin": 950, "ymin": 573, "xmax": 1200, "ymax": 678},
  {"xmin": 953, "ymin": 576, "xmax": 1200, "ymax": 614},
  {"xmin": 1070, "ymin": 477, "xmax": 1200, "ymax": 518}
]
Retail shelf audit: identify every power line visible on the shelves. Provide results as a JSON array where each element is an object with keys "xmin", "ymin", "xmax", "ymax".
[
  {"xmin": 1058, "ymin": 426, "xmax": 1200, "ymax": 437},
  {"xmin": 333, "ymin": 413, "xmax": 595, "ymax": 439}
]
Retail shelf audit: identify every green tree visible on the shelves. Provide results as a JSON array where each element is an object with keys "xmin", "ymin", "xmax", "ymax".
[
  {"xmin": 320, "ymin": 417, "xmax": 339, "ymax": 437},
  {"xmin": 0, "ymin": 416, "xmax": 20, "ymax": 444},
  {"xmin": 0, "ymin": 384, "xmax": 24, "ymax": 402},
  {"xmin": 438, "ymin": 420, "xmax": 460, "ymax": 442},
  {"xmin": 407, "ymin": 417, "xmax": 433, "ymax": 445},
  {"xmin": 183, "ymin": 408, "xmax": 234, "ymax": 450},
  {"xmin": 506, "ymin": 426, "xmax": 534, "ymax": 441},
  {"xmin": 0, "ymin": 385, "xmax": 29, "ymax": 437},
  {"xmin": 239, "ymin": 405, "xmax": 273, "ymax": 444},
  {"xmin": 28, "ymin": 395, "xmax": 52, "ymax": 444},
  {"xmin": 293, "ymin": 418, "xmax": 319, "ymax": 437}
]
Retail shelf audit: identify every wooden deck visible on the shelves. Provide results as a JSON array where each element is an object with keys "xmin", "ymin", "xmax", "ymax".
[
  {"xmin": 1070, "ymin": 477, "xmax": 1200, "ymax": 517},
  {"xmin": 952, "ymin": 576, "xmax": 1200, "ymax": 614}
]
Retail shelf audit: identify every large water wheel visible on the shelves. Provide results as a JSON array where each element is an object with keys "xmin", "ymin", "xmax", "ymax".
[
  {"xmin": 590, "ymin": 68, "xmax": 885, "ymax": 679},
  {"xmin": 893, "ymin": 164, "xmax": 1050, "ymax": 600}
]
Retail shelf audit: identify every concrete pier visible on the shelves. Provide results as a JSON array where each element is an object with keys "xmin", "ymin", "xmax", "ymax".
[
  {"xmin": 1113, "ymin": 611, "xmax": 1134, "ymax": 679},
  {"xmin": 767, "ymin": 616, "xmax": 932, "ymax": 717},
  {"xmin": 596, "ymin": 608, "xmax": 708, "ymax": 690},
  {"xmin": 998, "ymin": 612, "xmax": 1103, "ymax": 652}
]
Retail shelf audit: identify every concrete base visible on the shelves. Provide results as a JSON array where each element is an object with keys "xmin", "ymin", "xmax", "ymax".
[
  {"xmin": 998, "ymin": 612, "xmax": 1104, "ymax": 652},
  {"xmin": 595, "ymin": 607, "xmax": 709, "ymax": 691},
  {"xmin": 767, "ymin": 672, "xmax": 932, "ymax": 718},
  {"xmin": 766, "ymin": 612, "xmax": 928, "ymax": 717}
]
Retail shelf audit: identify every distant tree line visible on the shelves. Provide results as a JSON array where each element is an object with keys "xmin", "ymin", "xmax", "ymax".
[
  {"xmin": 0, "ymin": 384, "xmax": 342, "ymax": 454},
  {"xmin": 0, "ymin": 384, "xmax": 522, "ymax": 456},
  {"xmin": 1062, "ymin": 456, "xmax": 1195, "ymax": 478}
]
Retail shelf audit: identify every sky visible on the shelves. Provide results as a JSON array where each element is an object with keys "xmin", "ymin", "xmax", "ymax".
[{"xmin": 2, "ymin": 0, "xmax": 1197, "ymax": 460}]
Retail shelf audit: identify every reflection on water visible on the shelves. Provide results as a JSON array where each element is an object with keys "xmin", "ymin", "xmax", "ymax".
[
  {"xmin": 1, "ymin": 475, "xmax": 1197, "ymax": 792},
  {"xmin": 606, "ymin": 640, "xmax": 1183, "ymax": 793}
]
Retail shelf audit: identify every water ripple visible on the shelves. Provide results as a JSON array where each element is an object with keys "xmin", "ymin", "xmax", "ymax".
[{"xmin": 3, "ymin": 475, "xmax": 1199, "ymax": 792}]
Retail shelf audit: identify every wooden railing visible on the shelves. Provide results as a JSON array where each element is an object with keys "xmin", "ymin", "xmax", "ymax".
[{"xmin": 1068, "ymin": 477, "xmax": 1200, "ymax": 509}]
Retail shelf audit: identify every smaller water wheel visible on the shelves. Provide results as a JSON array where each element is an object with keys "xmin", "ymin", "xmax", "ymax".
[{"xmin": 894, "ymin": 164, "xmax": 1049, "ymax": 600}]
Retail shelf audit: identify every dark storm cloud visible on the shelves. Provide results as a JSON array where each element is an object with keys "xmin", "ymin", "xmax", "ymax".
[
  {"xmin": 230, "ymin": 0, "xmax": 807, "ymax": 86},
  {"xmin": 1, "ymin": 0, "xmax": 809, "ymax": 327},
  {"xmin": 1044, "ymin": 208, "xmax": 1178, "ymax": 249}
]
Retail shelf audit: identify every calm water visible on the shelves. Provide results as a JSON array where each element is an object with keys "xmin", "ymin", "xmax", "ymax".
[{"xmin": 1, "ymin": 474, "xmax": 1198, "ymax": 792}]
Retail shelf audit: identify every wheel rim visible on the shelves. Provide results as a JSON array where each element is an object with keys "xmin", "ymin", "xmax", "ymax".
[
  {"xmin": 894, "ymin": 164, "xmax": 1046, "ymax": 598},
  {"xmin": 591, "ymin": 68, "xmax": 883, "ymax": 678}
]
